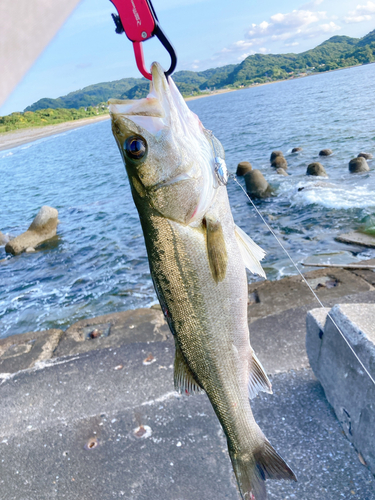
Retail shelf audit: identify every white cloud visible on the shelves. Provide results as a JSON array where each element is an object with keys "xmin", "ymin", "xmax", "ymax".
[
  {"xmin": 319, "ymin": 22, "xmax": 342, "ymax": 32},
  {"xmin": 246, "ymin": 9, "xmax": 329, "ymax": 42},
  {"xmin": 216, "ymin": 6, "xmax": 341, "ymax": 61},
  {"xmin": 344, "ymin": 1, "xmax": 375, "ymax": 23}
]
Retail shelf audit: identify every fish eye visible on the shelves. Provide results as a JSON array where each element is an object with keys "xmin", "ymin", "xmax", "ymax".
[{"xmin": 124, "ymin": 136, "xmax": 147, "ymax": 160}]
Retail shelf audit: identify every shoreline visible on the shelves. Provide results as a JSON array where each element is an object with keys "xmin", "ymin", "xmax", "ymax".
[
  {"xmin": 1, "ymin": 62, "xmax": 371, "ymax": 153},
  {"xmin": 0, "ymin": 85, "xmax": 266, "ymax": 151},
  {"xmin": 0, "ymin": 114, "xmax": 110, "ymax": 152}
]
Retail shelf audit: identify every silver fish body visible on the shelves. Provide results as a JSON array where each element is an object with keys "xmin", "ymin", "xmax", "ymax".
[{"xmin": 110, "ymin": 63, "xmax": 296, "ymax": 499}]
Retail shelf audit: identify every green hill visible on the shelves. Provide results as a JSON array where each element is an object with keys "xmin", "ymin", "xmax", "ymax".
[
  {"xmin": 17, "ymin": 28, "xmax": 375, "ymax": 111},
  {"xmin": 25, "ymin": 78, "xmax": 145, "ymax": 112}
]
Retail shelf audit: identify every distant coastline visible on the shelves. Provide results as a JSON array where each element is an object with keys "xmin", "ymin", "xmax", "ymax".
[
  {"xmin": 0, "ymin": 90, "xmax": 240, "ymax": 151},
  {"xmin": 0, "ymin": 114, "xmax": 110, "ymax": 152},
  {"xmin": 1, "ymin": 62, "xmax": 373, "ymax": 152}
]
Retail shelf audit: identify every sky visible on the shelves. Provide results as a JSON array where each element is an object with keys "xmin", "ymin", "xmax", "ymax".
[{"xmin": 1, "ymin": 0, "xmax": 375, "ymax": 115}]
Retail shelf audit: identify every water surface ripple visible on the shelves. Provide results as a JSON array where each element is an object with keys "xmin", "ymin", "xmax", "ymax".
[{"xmin": 1, "ymin": 64, "xmax": 374, "ymax": 337}]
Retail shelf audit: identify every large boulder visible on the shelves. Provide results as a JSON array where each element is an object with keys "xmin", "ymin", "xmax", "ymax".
[
  {"xmin": 244, "ymin": 170, "xmax": 271, "ymax": 199},
  {"xmin": 319, "ymin": 149, "xmax": 333, "ymax": 156},
  {"xmin": 270, "ymin": 150, "xmax": 283, "ymax": 162},
  {"xmin": 358, "ymin": 152, "xmax": 373, "ymax": 160},
  {"xmin": 0, "ymin": 231, "xmax": 9, "ymax": 246},
  {"xmin": 236, "ymin": 161, "xmax": 252, "ymax": 176},
  {"xmin": 271, "ymin": 156, "xmax": 288, "ymax": 169},
  {"xmin": 306, "ymin": 162, "xmax": 328, "ymax": 177},
  {"xmin": 349, "ymin": 157, "xmax": 370, "ymax": 173},
  {"xmin": 5, "ymin": 206, "xmax": 59, "ymax": 256},
  {"xmin": 292, "ymin": 147, "xmax": 302, "ymax": 153}
]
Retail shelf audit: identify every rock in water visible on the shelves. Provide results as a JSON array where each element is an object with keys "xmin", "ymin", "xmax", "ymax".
[
  {"xmin": 271, "ymin": 156, "xmax": 288, "ymax": 169},
  {"xmin": 276, "ymin": 168, "xmax": 288, "ymax": 176},
  {"xmin": 319, "ymin": 149, "xmax": 333, "ymax": 156},
  {"xmin": 349, "ymin": 157, "xmax": 370, "ymax": 173},
  {"xmin": 292, "ymin": 147, "xmax": 302, "ymax": 153},
  {"xmin": 5, "ymin": 206, "xmax": 59, "ymax": 255},
  {"xmin": 270, "ymin": 150, "xmax": 283, "ymax": 162},
  {"xmin": 358, "ymin": 152, "xmax": 373, "ymax": 160},
  {"xmin": 0, "ymin": 231, "xmax": 9, "ymax": 246},
  {"xmin": 306, "ymin": 162, "xmax": 328, "ymax": 177},
  {"xmin": 236, "ymin": 161, "xmax": 252, "ymax": 176},
  {"xmin": 244, "ymin": 170, "xmax": 271, "ymax": 199}
]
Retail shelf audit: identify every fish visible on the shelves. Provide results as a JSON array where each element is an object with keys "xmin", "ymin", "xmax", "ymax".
[{"xmin": 109, "ymin": 62, "xmax": 296, "ymax": 500}]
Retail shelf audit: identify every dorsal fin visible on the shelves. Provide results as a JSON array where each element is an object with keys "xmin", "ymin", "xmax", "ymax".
[
  {"xmin": 248, "ymin": 350, "xmax": 272, "ymax": 399},
  {"xmin": 205, "ymin": 215, "xmax": 228, "ymax": 283},
  {"xmin": 235, "ymin": 224, "xmax": 266, "ymax": 278},
  {"xmin": 174, "ymin": 342, "xmax": 203, "ymax": 396}
]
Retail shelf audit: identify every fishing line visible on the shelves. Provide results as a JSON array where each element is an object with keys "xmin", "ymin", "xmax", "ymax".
[{"xmin": 231, "ymin": 174, "xmax": 375, "ymax": 388}]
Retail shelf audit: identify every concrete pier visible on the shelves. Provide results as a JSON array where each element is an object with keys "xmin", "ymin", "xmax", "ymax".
[{"xmin": 1, "ymin": 260, "xmax": 375, "ymax": 499}]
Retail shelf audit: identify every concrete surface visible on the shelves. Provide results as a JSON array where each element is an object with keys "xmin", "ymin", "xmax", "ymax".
[
  {"xmin": 306, "ymin": 303, "xmax": 375, "ymax": 475},
  {"xmin": 0, "ymin": 329, "xmax": 63, "ymax": 374},
  {"xmin": 1, "ymin": 343, "xmax": 374, "ymax": 500},
  {"xmin": 1, "ymin": 263, "xmax": 375, "ymax": 499},
  {"xmin": 247, "ymin": 266, "xmax": 374, "ymax": 323},
  {"xmin": 336, "ymin": 231, "xmax": 375, "ymax": 248},
  {"xmin": 55, "ymin": 308, "xmax": 171, "ymax": 358}
]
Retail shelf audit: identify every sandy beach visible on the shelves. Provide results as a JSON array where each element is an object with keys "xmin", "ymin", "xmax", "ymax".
[
  {"xmin": 0, "ymin": 114, "xmax": 110, "ymax": 152},
  {"xmin": 0, "ymin": 88, "xmax": 242, "ymax": 152}
]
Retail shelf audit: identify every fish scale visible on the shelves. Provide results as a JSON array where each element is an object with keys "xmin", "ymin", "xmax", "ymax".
[{"xmin": 110, "ymin": 61, "xmax": 296, "ymax": 499}]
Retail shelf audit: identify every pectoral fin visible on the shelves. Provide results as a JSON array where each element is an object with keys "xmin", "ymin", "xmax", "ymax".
[
  {"xmin": 205, "ymin": 216, "xmax": 228, "ymax": 283},
  {"xmin": 235, "ymin": 224, "xmax": 266, "ymax": 278},
  {"xmin": 174, "ymin": 342, "xmax": 203, "ymax": 395},
  {"xmin": 248, "ymin": 350, "xmax": 272, "ymax": 399}
]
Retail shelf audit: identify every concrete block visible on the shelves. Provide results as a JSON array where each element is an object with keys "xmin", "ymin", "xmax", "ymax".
[
  {"xmin": 5, "ymin": 206, "xmax": 58, "ymax": 255},
  {"xmin": 306, "ymin": 303, "xmax": 375, "ymax": 474},
  {"xmin": 305, "ymin": 307, "xmax": 329, "ymax": 375},
  {"xmin": 336, "ymin": 231, "xmax": 375, "ymax": 248}
]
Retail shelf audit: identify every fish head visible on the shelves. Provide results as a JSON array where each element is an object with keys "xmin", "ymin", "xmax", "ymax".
[{"xmin": 109, "ymin": 62, "xmax": 224, "ymax": 224}]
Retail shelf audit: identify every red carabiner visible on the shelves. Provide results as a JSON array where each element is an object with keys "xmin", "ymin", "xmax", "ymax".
[{"xmin": 110, "ymin": 0, "xmax": 177, "ymax": 80}]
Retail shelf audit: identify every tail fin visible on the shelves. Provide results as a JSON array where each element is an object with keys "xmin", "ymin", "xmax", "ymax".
[{"xmin": 229, "ymin": 440, "xmax": 296, "ymax": 500}]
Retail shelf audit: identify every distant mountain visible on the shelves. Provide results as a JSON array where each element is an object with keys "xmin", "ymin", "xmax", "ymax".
[
  {"xmin": 25, "ymin": 77, "xmax": 145, "ymax": 111},
  {"xmin": 25, "ymin": 30, "xmax": 375, "ymax": 111}
]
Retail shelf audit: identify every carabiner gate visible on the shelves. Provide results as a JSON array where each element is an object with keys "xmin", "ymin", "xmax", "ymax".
[{"xmin": 110, "ymin": 0, "xmax": 177, "ymax": 80}]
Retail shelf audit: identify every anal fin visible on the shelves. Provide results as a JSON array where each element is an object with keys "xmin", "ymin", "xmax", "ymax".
[
  {"xmin": 174, "ymin": 342, "xmax": 203, "ymax": 395},
  {"xmin": 205, "ymin": 215, "xmax": 228, "ymax": 283},
  {"xmin": 248, "ymin": 350, "xmax": 272, "ymax": 399}
]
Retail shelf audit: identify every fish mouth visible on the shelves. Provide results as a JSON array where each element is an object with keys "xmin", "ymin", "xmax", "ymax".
[{"xmin": 108, "ymin": 63, "xmax": 174, "ymax": 136}]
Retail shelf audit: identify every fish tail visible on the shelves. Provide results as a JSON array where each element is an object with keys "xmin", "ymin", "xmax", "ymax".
[{"xmin": 229, "ymin": 440, "xmax": 296, "ymax": 500}]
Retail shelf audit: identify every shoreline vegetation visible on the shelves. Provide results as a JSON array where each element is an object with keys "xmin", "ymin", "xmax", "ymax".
[
  {"xmin": 0, "ymin": 62, "xmax": 371, "ymax": 152},
  {"xmin": 0, "ymin": 115, "xmax": 110, "ymax": 151}
]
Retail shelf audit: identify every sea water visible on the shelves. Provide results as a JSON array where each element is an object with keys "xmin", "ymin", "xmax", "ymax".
[{"xmin": 1, "ymin": 63, "xmax": 374, "ymax": 337}]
